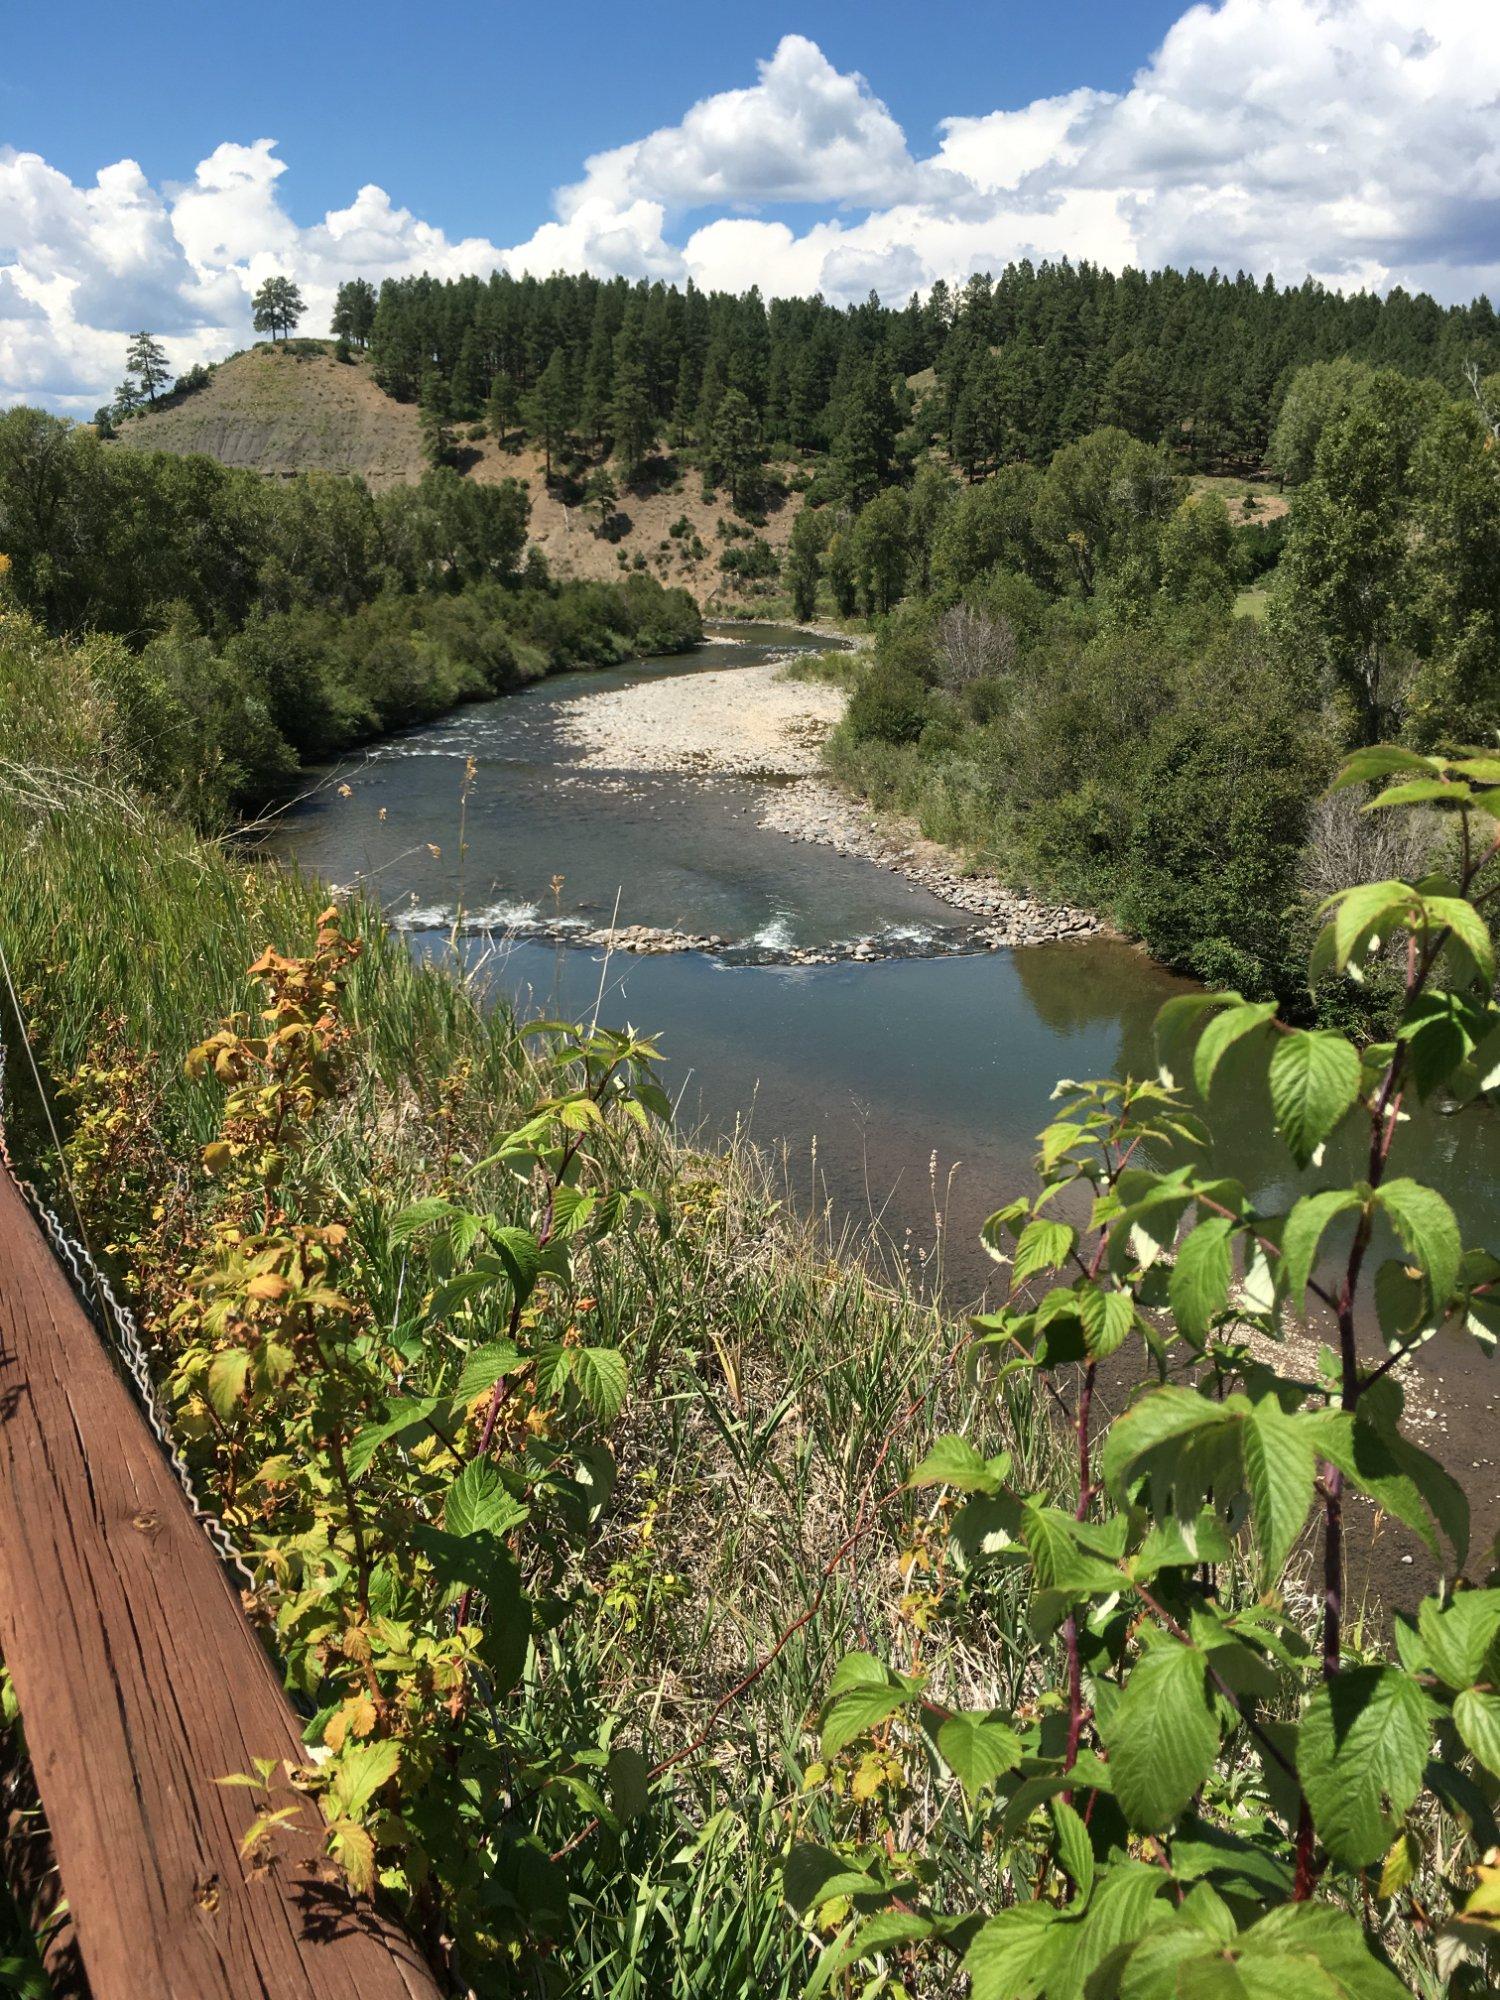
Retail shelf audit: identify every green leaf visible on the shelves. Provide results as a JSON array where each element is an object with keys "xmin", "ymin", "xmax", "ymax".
[
  {"xmin": 821, "ymin": 1659, "xmax": 918, "ymax": 1757},
  {"xmin": 1170, "ymin": 1216, "xmax": 1235, "ymax": 1342},
  {"xmin": 444, "ymin": 1458, "xmax": 528, "ymax": 1539},
  {"xmin": 346, "ymin": 1395, "xmax": 447, "ymax": 1479},
  {"xmin": 1194, "ymin": 1000, "xmax": 1278, "ymax": 1096},
  {"xmin": 782, "ymin": 1843, "xmax": 884, "ymax": 1916},
  {"xmin": 1281, "ymin": 1190, "xmax": 1363, "ymax": 1306},
  {"xmin": 1375, "ymin": 1179, "xmax": 1461, "ymax": 1309},
  {"xmin": 1268, "ymin": 1031, "xmax": 1361, "ymax": 1168},
  {"xmin": 1012, "ymin": 1218, "xmax": 1076, "ymax": 1285},
  {"xmin": 1242, "ymin": 1398, "xmax": 1317, "ymax": 1577},
  {"xmin": 935, "ymin": 1711, "xmax": 1022, "ymax": 1803},
  {"xmin": 571, "ymin": 1346, "xmax": 628, "ymax": 1422},
  {"xmin": 1311, "ymin": 1411, "xmax": 1439, "ymax": 1559},
  {"xmin": 1238, "ymin": 1903, "xmax": 1410, "ymax": 2000},
  {"xmin": 488, "ymin": 1225, "xmax": 542, "ymax": 1305},
  {"xmin": 206, "ymin": 1348, "xmax": 250, "ymax": 1419},
  {"xmin": 1079, "ymin": 1286, "xmax": 1135, "ymax": 1358},
  {"xmin": 1416, "ymin": 1589, "xmax": 1500, "ymax": 1689},
  {"xmin": 329, "ymin": 1738, "xmax": 400, "ymax": 1819},
  {"xmin": 909, "ymin": 1434, "xmax": 1008, "ymax": 1494},
  {"xmin": 1051, "ymin": 1863, "xmax": 1172, "ymax": 1993},
  {"xmin": 1102, "ymin": 1643, "xmax": 1219, "ymax": 1832},
  {"xmin": 964, "ymin": 1904, "xmax": 1061, "ymax": 2000},
  {"xmin": 1327, "ymin": 880, "xmax": 1414, "ymax": 970},
  {"xmin": 1332, "ymin": 746, "xmax": 1434, "ymax": 790},
  {"xmin": 1155, "ymin": 991, "xmax": 1237, "ymax": 1090},
  {"xmin": 1455, "ymin": 1690, "xmax": 1500, "ymax": 1777},
  {"xmin": 605, "ymin": 1746, "xmax": 651, "ymax": 1824},
  {"xmin": 388, "ymin": 1196, "xmax": 461, "ymax": 1244},
  {"xmin": 454, "ymin": 1340, "xmax": 524, "ymax": 1402},
  {"xmin": 1050, "ymin": 1796, "xmax": 1094, "ymax": 1898},
  {"xmin": 1297, "ymin": 1666, "xmax": 1431, "ymax": 1868},
  {"xmin": 1420, "ymin": 895, "xmax": 1495, "ymax": 986},
  {"xmin": 1102, "ymin": 1387, "xmax": 1232, "ymax": 1503}
]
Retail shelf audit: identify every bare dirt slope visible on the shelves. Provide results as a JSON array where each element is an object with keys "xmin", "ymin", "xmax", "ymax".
[
  {"xmin": 114, "ymin": 344, "xmax": 426, "ymax": 487},
  {"xmin": 114, "ymin": 344, "xmax": 802, "ymax": 599}
]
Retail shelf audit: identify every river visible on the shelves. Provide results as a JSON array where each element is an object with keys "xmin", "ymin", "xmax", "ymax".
[{"xmin": 266, "ymin": 621, "xmax": 1498, "ymax": 1568}]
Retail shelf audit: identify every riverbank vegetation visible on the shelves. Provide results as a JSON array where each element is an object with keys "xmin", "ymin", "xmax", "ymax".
[
  {"xmin": 816, "ymin": 366, "xmax": 1500, "ymax": 1010},
  {"xmin": 4, "ymin": 605, "xmax": 1499, "ymax": 1998},
  {"xmin": 0, "ymin": 407, "xmax": 699, "ymax": 822}
]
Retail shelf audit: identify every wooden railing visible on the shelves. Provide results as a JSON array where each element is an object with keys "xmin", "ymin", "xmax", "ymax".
[{"xmin": 0, "ymin": 1163, "xmax": 444, "ymax": 1999}]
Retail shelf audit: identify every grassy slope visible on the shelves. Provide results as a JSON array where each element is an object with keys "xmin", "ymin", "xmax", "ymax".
[
  {"xmin": 0, "ymin": 614, "xmax": 1045, "ymax": 1994},
  {"xmin": 114, "ymin": 344, "xmax": 804, "ymax": 605}
]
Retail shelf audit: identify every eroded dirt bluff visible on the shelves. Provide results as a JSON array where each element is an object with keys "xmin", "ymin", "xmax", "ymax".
[{"xmin": 112, "ymin": 344, "xmax": 804, "ymax": 594}]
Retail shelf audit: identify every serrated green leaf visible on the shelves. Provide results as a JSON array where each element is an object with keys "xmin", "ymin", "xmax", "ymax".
[
  {"xmin": 329, "ymin": 1737, "xmax": 400, "ymax": 1819},
  {"xmin": 909, "ymin": 1434, "xmax": 1008, "ymax": 1494},
  {"xmin": 1375, "ymin": 1179, "xmax": 1461, "ymax": 1309},
  {"xmin": 1328, "ymin": 880, "xmax": 1413, "ymax": 969},
  {"xmin": 1079, "ymin": 1285, "xmax": 1135, "ymax": 1357},
  {"xmin": 1269, "ymin": 1031, "xmax": 1361, "ymax": 1168},
  {"xmin": 1194, "ymin": 1000, "xmax": 1278, "ymax": 1096},
  {"xmin": 821, "ymin": 1664, "xmax": 917, "ymax": 1757},
  {"xmin": 1102, "ymin": 1388, "xmax": 1233, "ymax": 1503},
  {"xmin": 206, "ymin": 1348, "xmax": 250, "ymax": 1419},
  {"xmin": 964, "ymin": 1904, "xmax": 1061, "ymax": 2000},
  {"xmin": 444, "ymin": 1458, "xmax": 528, "ymax": 1539},
  {"xmin": 1455, "ymin": 1690, "xmax": 1500, "ymax": 1776},
  {"xmin": 1102, "ymin": 1643, "xmax": 1219, "ymax": 1832},
  {"xmin": 1416, "ymin": 1589, "xmax": 1500, "ymax": 1689},
  {"xmin": 935, "ymin": 1711, "xmax": 1022, "ymax": 1802},
  {"xmin": 1170, "ymin": 1216, "xmax": 1235, "ymax": 1341},
  {"xmin": 1281, "ymin": 1190, "xmax": 1363, "ymax": 1306},
  {"xmin": 1012, "ymin": 1218, "xmax": 1076, "ymax": 1285},
  {"xmin": 1050, "ymin": 1796, "xmax": 1094, "ymax": 1898},
  {"xmin": 1332, "ymin": 746, "xmax": 1434, "ymax": 790},
  {"xmin": 1420, "ymin": 895, "xmax": 1494, "ymax": 986},
  {"xmin": 1242, "ymin": 1398, "xmax": 1317, "ymax": 1577},
  {"xmin": 454, "ymin": 1340, "xmax": 524, "ymax": 1403},
  {"xmin": 571, "ymin": 1346, "xmax": 628, "ymax": 1422},
  {"xmin": 1297, "ymin": 1666, "xmax": 1431, "ymax": 1868}
]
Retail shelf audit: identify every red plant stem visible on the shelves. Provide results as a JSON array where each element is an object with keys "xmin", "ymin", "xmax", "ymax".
[{"xmin": 1062, "ymin": 1361, "xmax": 1098, "ymax": 1787}]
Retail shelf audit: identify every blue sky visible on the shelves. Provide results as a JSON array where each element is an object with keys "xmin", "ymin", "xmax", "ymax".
[
  {"xmin": 6, "ymin": 1, "xmax": 1185, "ymax": 241},
  {"xmin": 2, "ymin": 1, "xmax": 1497, "ymax": 411}
]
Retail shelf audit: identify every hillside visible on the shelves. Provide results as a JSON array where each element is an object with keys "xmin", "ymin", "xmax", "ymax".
[{"xmin": 113, "ymin": 343, "xmax": 801, "ymax": 598}]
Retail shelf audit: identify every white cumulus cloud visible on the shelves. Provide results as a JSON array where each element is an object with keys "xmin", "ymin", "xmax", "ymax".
[{"xmin": 1, "ymin": 1, "xmax": 1497, "ymax": 413}]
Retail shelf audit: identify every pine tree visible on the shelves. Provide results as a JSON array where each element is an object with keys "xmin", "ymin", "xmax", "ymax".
[
  {"xmin": 785, "ymin": 506, "xmax": 825, "ymax": 620},
  {"xmin": 609, "ymin": 353, "xmax": 655, "ymax": 484},
  {"xmin": 709, "ymin": 388, "xmax": 761, "ymax": 509},
  {"xmin": 486, "ymin": 374, "xmax": 520, "ymax": 452},
  {"xmin": 418, "ymin": 370, "xmax": 455, "ymax": 469},
  {"xmin": 331, "ymin": 279, "xmax": 377, "ymax": 349},
  {"xmin": 525, "ymin": 351, "xmax": 573, "ymax": 481},
  {"xmin": 251, "ymin": 275, "xmax": 305, "ymax": 343},
  {"xmin": 125, "ymin": 331, "xmax": 170, "ymax": 405}
]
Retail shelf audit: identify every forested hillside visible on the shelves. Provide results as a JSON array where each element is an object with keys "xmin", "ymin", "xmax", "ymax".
[{"xmin": 353, "ymin": 261, "xmax": 1500, "ymax": 482}]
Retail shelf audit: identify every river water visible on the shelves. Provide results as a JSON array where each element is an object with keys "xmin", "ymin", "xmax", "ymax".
[{"xmin": 267, "ymin": 623, "xmax": 1498, "ymax": 1555}]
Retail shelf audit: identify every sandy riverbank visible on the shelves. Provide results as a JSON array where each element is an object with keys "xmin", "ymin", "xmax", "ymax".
[{"xmin": 556, "ymin": 651, "xmax": 1102, "ymax": 950}]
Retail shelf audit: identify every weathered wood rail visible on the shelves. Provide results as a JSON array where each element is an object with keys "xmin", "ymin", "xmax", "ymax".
[{"xmin": 0, "ymin": 1163, "xmax": 445, "ymax": 2000}]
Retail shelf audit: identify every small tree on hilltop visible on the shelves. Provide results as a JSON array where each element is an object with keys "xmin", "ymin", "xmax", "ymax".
[
  {"xmin": 125, "ymin": 331, "xmax": 170, "ymax": 405},
  {"xmin": 330, "ymin": 278, "xmax": 376, "ymax": 351},
  {"xmin": 252, "ymin": 275, "xmax": 305, "ymax": 344}
]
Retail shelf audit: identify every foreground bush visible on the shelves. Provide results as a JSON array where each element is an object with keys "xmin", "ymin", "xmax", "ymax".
[{"xmin": 791, "ymin": 746, "xmax": 1500, "ymax": 1997}]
